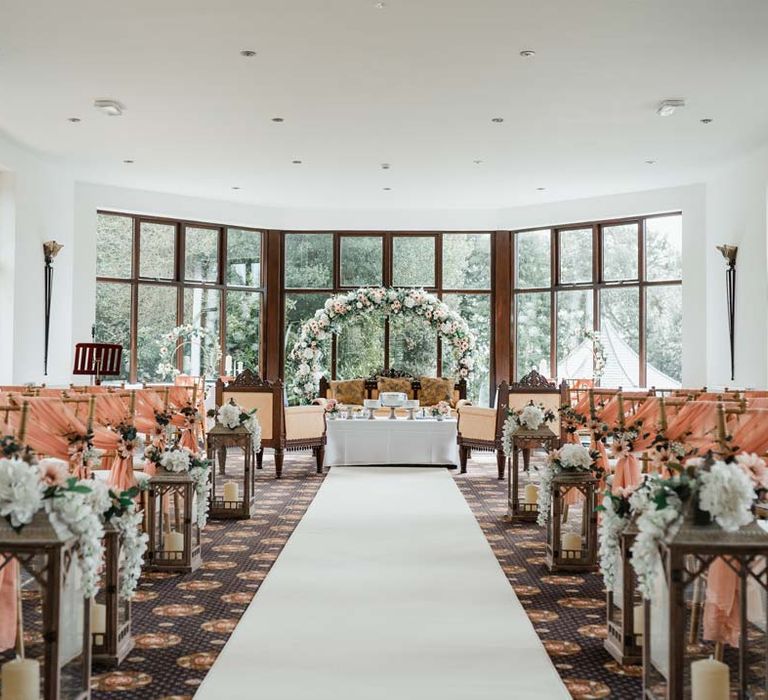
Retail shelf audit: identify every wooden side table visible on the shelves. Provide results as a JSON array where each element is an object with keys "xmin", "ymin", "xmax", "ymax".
[{"xmin": 506, "ymin": 426, "xmax": 559, "ymax": 522}]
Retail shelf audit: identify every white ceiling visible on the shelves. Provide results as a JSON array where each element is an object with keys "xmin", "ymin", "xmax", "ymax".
[{"xmin": 1, "ymin": 0, "xmax": 768, "ymax": 210}]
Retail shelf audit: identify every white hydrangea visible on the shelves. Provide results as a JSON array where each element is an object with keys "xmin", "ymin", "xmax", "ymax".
[
  {"xmin": 160, "ymin": 448, "xmax": 192, "ymax": 473},
  {"xmin": 519, "ymin": 404, "xmax": 545, "ymax": 430},
  {"xmin": 217, "ymin": 402, "xmax": 242, "ymax": 430},
  {"xmin": 0, "ymin": 458, "xmax": 45, "ymax": 528},
  {"xmin": 698, "ymin": 460, "xmax": 756, "ymax": 532},
  {"xmin": 557, "ymin": 443, "xmax": 593, "ymax": 470}
]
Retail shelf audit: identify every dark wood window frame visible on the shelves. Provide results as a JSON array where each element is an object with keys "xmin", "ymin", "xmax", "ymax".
[
  {"xmin": 95, "ymin": 210, "xmax": 266, "ymax": 383},
  {"xmin": 511, "ymin": 212, "xmax": 683, "ymax": 387}
]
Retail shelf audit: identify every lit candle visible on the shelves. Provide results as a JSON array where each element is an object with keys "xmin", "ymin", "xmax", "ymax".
[
  {"xmin": 524, "ymin": 483, "xmax": 539, "ymax": 504},
  {"xmin": 1, "ymin": 658, "xmax": 39, "ymax": 700},
  {"xmin": 225, "ymin": 354, "xmax": 233, "ymax": 374},
  {"xmin": 633, "ymin": 604, "xmax": 644, "ymax": 639},
  {"xmin": 223, "ymin": 481, "xmax": 238, "ymax": 505},
  {"xmin": 691, "ymin": 657, "xmax": 729, "ymax": 700},
  {"xmin": 562, "ymin": 532, "xmax": 581, "ymax": 558},
  {"xmin": 163, "ymin": 531, "xmax": 184, "ymax": 552},
  {"xmin": 91, "ymin": 601, "xmax": 107, "ymax": 635}
]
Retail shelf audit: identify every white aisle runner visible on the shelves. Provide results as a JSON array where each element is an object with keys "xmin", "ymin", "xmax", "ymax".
[{"xmin": 195, "ymin": 468, "xmax": 569, "ymax": 700}]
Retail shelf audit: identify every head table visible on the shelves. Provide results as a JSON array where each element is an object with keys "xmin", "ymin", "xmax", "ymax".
[{"xmin": 323, "ymin": 417, "xmax": 459, "ymax": 467}]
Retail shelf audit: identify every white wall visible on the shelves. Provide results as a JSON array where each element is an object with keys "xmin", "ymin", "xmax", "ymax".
[{"xmin": 0, "ymin": 132, "xmax": 75, "ymax": 385}]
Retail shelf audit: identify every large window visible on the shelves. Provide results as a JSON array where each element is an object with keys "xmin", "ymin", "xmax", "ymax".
[
  {"xmin": 513, "ymin": 213, "xmax": 682, "ymax": 387},
  {"xmin": 95, "ymin": 212, "xmax": 264, "ymax": 382},
  {"xmin": 283, "ymin": 232, "xmax": 492, "ymax": 404}
]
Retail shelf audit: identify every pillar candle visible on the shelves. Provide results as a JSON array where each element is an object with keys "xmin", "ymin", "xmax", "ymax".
[
  {"xmin": 224, "ymin": 355, "xmax": 233, "ymax": 374},
  {"xmin": 691, "ymin": 657, "xmax": 729, "ymax": 700},
  {"xmin": 633, "ymin": 604, "xmax": 644, "ymax": 639},
  {"xmin": 223, "ymin": 481, "xmax": 239, "ymax": 505},
  {"xmin": 91, "ymin": 601, "xmax": 107, "ymax": 635},
  {"xmin": 1, "ymin": 658, "xmax": 39, "ymax": 700},
  {"xmin": 562, "ymin": 532, "xmax": 581, "ymax": 558},
  {"xmin": 524, "ymin": 483, "xmax": 539, "ymax": 504},
  {"xmin": 163, "ymin": 530, "xmax": 184, "ymax": 552}
]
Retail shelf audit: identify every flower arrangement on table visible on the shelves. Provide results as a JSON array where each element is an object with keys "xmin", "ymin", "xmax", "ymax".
[
  {"xmin": 429, "ymin": 401, "xmax": 452, "ymax": 419},
  {"xmin": 323, "ymin": 399, "xmax": 340, "ymax": 418},
  {"xmin": 537, "ymin": 443, "xmax": 600, "ymax": 527},
  {"xmin": 156, "ymin": 323, "xmax": 222, "ymax": 380},
  {"xmin": 0, "ymin": 442, "xmax": 105, "ymax": 598},
  {"xmin": 289, "ymin": 287, "xmax": 476, "ymax": 404},
  {"xmin": 144, "ymin": 445, "xmax": 212, "ymax": 529},
  {"xmin": 207, "ymin": 399, "xmax": 262, "ymax": 452},
  {"xmin": 502, "ymin": 401, "xmax": 557, "ymax": 457}
]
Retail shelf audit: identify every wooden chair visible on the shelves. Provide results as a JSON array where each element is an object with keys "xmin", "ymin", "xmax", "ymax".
[
  {"xmin": 457, "ymin": 370, "xmax": 567, "ymax": 479},
  {"xmin": 216, "ymin": 369, "xmax": 327, "ymax": 477}
]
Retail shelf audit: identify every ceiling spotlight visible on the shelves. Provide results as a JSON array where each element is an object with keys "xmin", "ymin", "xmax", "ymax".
[
  {"xmin": 271, "ymin": 117, "xmax": 284, "ymax": 122},
  {"xmin": 473, "ymin": 159, "xmax": 483, "ymax": 165},
  {"xmin": 67, "ymin": 117, "xmax": 81, "ymax": 123},
  {"xmin": 645, "ymin": 159, "xmax": 657, "ymax": 165},
  {"xmin": 232, "ymin": 186, "xmax": 241, "ymax": 190},
  {"xmin": 519, "ymin": 49, "xmax": 536, "ymax": 58},
  {"xmin": 383, "ymin": 187, "xmax": 392, "ymax": 191},
  {"xmin": 491, "ymin": 117, "xmax": 504, "ymax": 123},
  {"xmin": 123, "ymin": 159, "xmax": 134, "ymax": 164},
  {"xmin": 292, "ymin": 159, "xmax": 302, "ymax": 164},
  {"xmin": 94, "ymin": 99, "xmax": 124, "ymax": 116},
  {"xmin": 656, "ymin": 99, "xmax": 685, "ymax": 117},
  {"xmin": 536, "ymin": 187, "xmax": 546, "ymax": 191},
  {"xmin": 701, "ymin": 118, "xmax": 714, "ymax": 124},
  {"xmin": 240, "ymin": 49, "xmax": 257, "ymax": 57},
  {"xmin": 381, "ymin": 163, "xmax": 390, "ymax": 170}
]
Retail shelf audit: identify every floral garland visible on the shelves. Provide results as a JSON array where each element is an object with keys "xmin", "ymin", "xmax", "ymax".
[
  {"xmin": 584, "ymin": 329, "xmax": 607, "ymax": 383},
  {"xmin": 145, "ymin": 446, "xmax": 211, "ymax": 528},
  {"xmin": 156, "ymin": 323, "xmax": 222, "ymax": 380},
  {"xmin": 536, "ymin": 444, "xmax": 598, "ymax": 526},
  {"xmin": 502, "ymin": 402, "xmax": 556, "ymax": 457},
  {"xmin": 597, "ymin": 488, "xmax": 634, "ymax": 589},
  {"xmin": 289, "ymin": 287, "xmax": 476, "ymax": 404},
  {"xmin": 559, "ymin": 404, "xmax": 587, "ymax": 439}
]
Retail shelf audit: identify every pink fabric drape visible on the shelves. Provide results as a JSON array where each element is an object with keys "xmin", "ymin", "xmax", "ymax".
[
  {"xmin": 731, "ymin": 409, "xmax": 768, "ymax": 453},
  {"xmin": 704, "ymin": 557, "xmax": 740, "ymax": 647},
  {"xmin": 612, "ymin": 454, "xmax": 641, "ymax": 493},
  {"xmin": 0, "ymin": 558, "xmax": 18, "ymax": 652}
]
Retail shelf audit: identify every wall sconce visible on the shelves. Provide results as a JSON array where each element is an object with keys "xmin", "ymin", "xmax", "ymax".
[
  {"xmin": 43, "ymin": 240, "xmax": 63, "ymax": 376},
  {"xmin": 716, "ymin": 244, "xmax": 737, "ymax": 381}
]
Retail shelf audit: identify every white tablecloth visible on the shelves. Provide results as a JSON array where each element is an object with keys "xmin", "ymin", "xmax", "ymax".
[{"xmin": 324, "ymin": 417, "xmax": 459, "ymax": 467}]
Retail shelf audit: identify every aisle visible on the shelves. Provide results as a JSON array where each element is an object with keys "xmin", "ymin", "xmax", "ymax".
[{"xmin": 196, "ymin": 467, "xmax": 568, "ymax": 699}]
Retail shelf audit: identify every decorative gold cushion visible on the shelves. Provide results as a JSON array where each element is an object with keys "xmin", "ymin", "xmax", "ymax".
[
  {"xmin": 419, "ymin": 377, "xmax": 454, "ymax": 407},
  {"xmin": 377, "ymin": 377, "xmax": 414, "ymax": 399},
  {"xmin": 330, "ymin": 379, "xmax": 366, "ymax": 405}
]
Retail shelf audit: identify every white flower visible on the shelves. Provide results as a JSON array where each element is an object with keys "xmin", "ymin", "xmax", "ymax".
[
  {"xmin": 84, "ymin": 478, "xmax": 113, "ymax": 515},
  {"xmin": 189, "ymin": 464, "xmax": 211, "ymax": 529},
  {"xmin": 0, "ymin": 458, "xmax": 45, "ymax": 528},
  {"xmin": 631, "ymin": 498, "xmax": 682, "ymax": 599},
  {"xmin": 598, "ymin": 493, "xmax": 628, "ymax": 589},
  {"xmin": 111, "ymin": 505, "xmax": 148, "ymax": 599},
  {"xmin": 536, "ymin": 463, "xmax": 554, "ymax": 526},
  {"xmin": 698, "ymin": 460, "xmax": 756, "ymax": 532},
  {"xmin": 160, "ymin": 448, "xmax": 192, "ymax": 473},
  {"xmin": 217, "ymin": 403, "xmax": 242, "ymax": 430},
  {"xmin": 303, "ymin": 347, "xmax": 315, "ymax": 360},
  {"xmin": 556, "ymin": 443, "xmax": 593, "ymax": 470},
  {"xmin": 519, "ymin": 404, "xmax": 545, "ymax": 430}
]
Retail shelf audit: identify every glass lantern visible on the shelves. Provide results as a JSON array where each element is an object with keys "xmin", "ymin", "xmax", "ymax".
[
  {"xmin": 91, "ymin": 522, "xmax": 133, "ymax": 666},
  {"xmin": 546, "ymin": 471, "xmax": 598, "ymax": 572},
  {"xmin": 206, "ymin": 423, "xmax": 254, "ymax": 520},
  {"xmin": 644, "ymin": 518, "xmax": 768, "ymax": 699},
  {"xmin": 604, "ymin": 519, "xmax": 643, "ymax": 666},
  {"xmin": 145, "ymin": 469, "xmax": 202, "ymax": 573},
  {"xmin": 506, "ymin": 426, "xmax": 559, "ymax": 523},
  {"xmin": 0, "ymin": 510, "xmax": 91, "ymax": 700}
]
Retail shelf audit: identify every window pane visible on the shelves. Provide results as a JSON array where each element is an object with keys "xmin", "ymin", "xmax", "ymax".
[
  {"xmin": 284, "ymin": 234, "xmax": 333, "ymax": 288},
  {"xmin": 94, "ymin": 282, "xmax": 131, "ymax": 380},
  {"xmin": 185, "ymin": 226, "xmax": 218, "ymax": 282},
  {"xmin": 600, "ymin": 287, "xmax": 640, "ymax": 386},
  {"xmin": 515, "ymin": 293, "xmax": 551, "ymax": 379},
  {"xmin": 646, "ymin": 215, "xmax": 682, "ymax": 281},
  {"xmin": 442, "ymin": 294, "xmax": 491, "ymax": 405},
  {"xmin": 340, "ymin": 236, "xmax": 383, "ymax": 287},
  {"xmin": 96, "ymin": 214, "xmax": 132, "ymax": 278},
  {"xmin": 137, "ymin": 285, "xmax": 178, "ymax": 382},
  {"xmin": 389, "ymin": 313, "xmax": 437, "ymax": 376},
  {"xmin": 516, "ymin": 230, "xmax": 550, "ymax": 288},
  {"xmin": 442, "ymin": 233, "xmax": 491, "ymax": 289},
  {"xmin": 227, "ymin": 229, "xmax": 262, "ymax": 287},
  {"xmin": 284, "ymin": 293, "xmax": 331, "ymax": 403},
  {"xmin": 226, "ymin": 290, "xmax": 261, "ymax": 374},
  {"xmin": 647, "ymin": 285, "xmax": 682, "ymax": 386},
  {"xmin": 559, "ymin": 228, "xmax": 592, "ymax": 283},
  {"xmin": 139, "ymin": 222, "xmax": 175, "ymax": 279},
  {"xmin": 392, "ymin": 236, "xmax": 435, "ymax": 287},
  {"xmin": 603, "ymin": 223, "xmax": 638, "ymax": 281},
  {"xmin": 337, "ymin": 315, "xmax": 385, "ymax": 379},
  {"xmin": 556, "ymin": 290, "xmax": 594, "ymax": 381},
  {"xmin": 182, "ymin": 287, "xmax": 220, "ymax": 378}
]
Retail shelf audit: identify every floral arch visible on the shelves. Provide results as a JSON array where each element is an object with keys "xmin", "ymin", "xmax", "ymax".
[{"xmin": 289, "ymin": 287, "xmax": 477, "ymax": 404}]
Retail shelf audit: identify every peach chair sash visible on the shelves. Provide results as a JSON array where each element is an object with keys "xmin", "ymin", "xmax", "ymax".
[
  {"xmin": 731, "ymin": 409, "xmax": 768, "ymax": 454},
  {"xmin": 0, "ymin": 558, "xmax": 18, "ymax": 652},
  {"xmin": 665, "ymin": 402, "xmax": 721, "ymax": 448},
  {"xmin": 612, "ymin": 454, "xmax": 641, "ymax": 494},
  {"xmin": 703, "ymin": 557, "xmax": 740, "ymax": 647}
]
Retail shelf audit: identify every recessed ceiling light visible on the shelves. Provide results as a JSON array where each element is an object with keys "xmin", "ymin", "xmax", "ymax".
[
  {"xmin": 292, "ymin": 160, "xmax": 302, "ymax": 164},
  {"xmin": 536, "ymin": 187, "xmax": 546, "ymax": 191},
  {"xmin": 519, "ymin": 49, "xmax": 536, "ymax": 58},
  {"xmin": 239, "ymin": 49, "xmax": 257, "ymax": 57},
  {"xmin": 656, "ymin": 99, "xmax": 685, "ymax": 117},
  {"xmin": 381, "ymin": 163, "xmax": 390, "ymax": 170},
  {"xmin": 123, "ymin": 159, "xmax": 134, "ymax": 164},
  {"xmin": 232, "ymin": 186, "xmax": 241, "ymax": 190},
  {"xmin": 491, "ymin": 117, "xmax": 504, "ymax": 123},
  {"xmin": 701, "ymin": 118, "xmax": 713, "ymax": 124},
  {"xmin": 383, "ymin": 187, "xmax": 392, "ymax": 191},
  {"xmin": 473, "ymin": 159, "xmax": 483, "ymax": 165},
  {"xmin": 645, "ymin": 159, "xmax": 657, "ymax": 165},
  {"xmin": 271, "ymin": 117, "xmax": 284, "ymax": 123},
  {"xmin": 94, "ymin": 99, "xmax": 124, "ymax": 116},
  {"xmin": 67, "ymin": 117, "xmax": 81, "ymax": 123}
]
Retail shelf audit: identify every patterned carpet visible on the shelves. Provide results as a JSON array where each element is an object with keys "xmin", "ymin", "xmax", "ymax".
[{"xmin": 4, "ymin": 452, "xmax": 641, "ymax": 699}]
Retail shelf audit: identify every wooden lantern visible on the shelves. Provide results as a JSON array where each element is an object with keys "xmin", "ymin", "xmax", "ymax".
[
  {"xmin": 206, "ymin": 423, "xmax": 254, "ymax": 520},
  {"xmin": 145, "ymin": 468, "xmax": 202, "ymax": 573},
  {"xmin": 506, "ymin": 426, "xmax": 559, "ymax": 522},
  {"xmin": 0, "ymin": 510, "xmax": 91, "ymax": 700},
  {"xmin": 643, "ymin": 518, "xmax": 768, "ymax": 699},
  {"xmin": 91, "ymin": 522, "xmax": 133, "ymax": 667},
  {"xmin": 546, "ymin": 471, "xmax": 598, "ymax": 572},
  {"xmin": 604, "ymin": 520, "xmax": 643, "ymax": 666}
]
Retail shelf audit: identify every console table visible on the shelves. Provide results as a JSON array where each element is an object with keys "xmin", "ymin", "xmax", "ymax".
[{"xmin": 323, "ymin": 418, "xmax": 459, "ymax": 467}]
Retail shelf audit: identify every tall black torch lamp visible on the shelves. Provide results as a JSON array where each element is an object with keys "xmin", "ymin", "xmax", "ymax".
[
  {"xmin": 43, "ymin": 240, "xmax": 63, "ymax": 376},
  {"xmin": 716, "ymin": 244, "xmax": 737, "ymax": 382}
]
